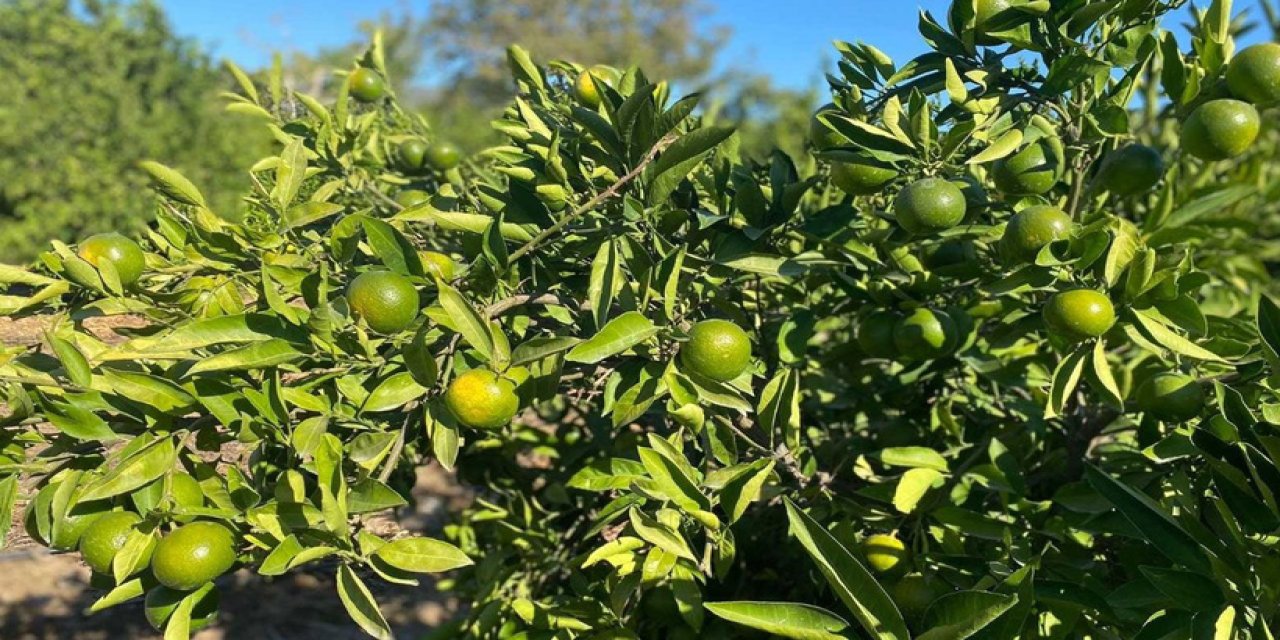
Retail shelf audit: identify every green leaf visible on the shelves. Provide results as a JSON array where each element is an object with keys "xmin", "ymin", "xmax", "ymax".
[
  {"xmin": 362, "ymin": 372, "xmax": 427, "ymax": 412},
  {"xmin": 758, "ymin": 369, "xmax": 800, "ymax": 449},
  {"xmin": 437, "ymin": 283, "xmax": 494, "ymax": 360},
  {"xmin": 81, "ymin": 436, "xmax": 178, "ymax": 501},
  {"xmin": 186, "ymin": 339, "xmax": 306, "ymax": 375},
  {"xmin": 1131, "ymin": 309, "xmax": 1228, "ymax": 363},
  {"xmin": 1089, "ymin": 340, "xmax": 1124, "ymax": 408},
  {"xmin": 638, "ymin": 443, "xmax": 709, "ymax": 513},
  {"xmin": 511, "ymin": 336, "xmax": 581, "ymax": 366},
  {"xmin": 1045, "ymin": 345, "xmax": 1089, "ymax": 419},
  {"xmin": 272, "ymin": 137, "xmax": 308, "ymax": 211},
  {"xmin": 114, "ymin": 314, "xmax": 304, "ymax": 356},
  {"xmin": 101, "ymin": 369, "xmax": 196, "ymax": 413},
  {"xmin": 588, "ymin": 240, "xmax": 620, "ymax": 329},
  {"xmin": 372, "ymin": 537, "xmax": 473, "ymax": 573},
  {"xmin": 704, "ymin": 601, "xmax": 850, "ymax": 640},
  {"xmin": 967, "ymin": 129, "xmax": 1022, "ymax": 165},
  {"xmin": 566, "ymin": 312, "xmax": 659, "ymax": 364},
  {"xmin": 646, "ymin": 126, "xmax": 736, "ymax": 205},
  {"xmin": 285, "ymin": 201, "xmax": 344, "ymax": 228},
  {"xmin": 783, "ymin": 499, "xmax": 909, "ymax": 640},
  {"xmin": 1257, "ymin": 297, "xmax": 1280, "ymax": 365},
  {"xmin": 1084, "ymin": 463, "xmax": 1213, "ymax": 573},
  {"xmin": 1162, "ymin": 187, "xmax": 1251, "ymax": 229},
  {"xmin": 49, "ymin": 336, "xmax": 92, "ymax": 387},
  {"xmin": 879, "ymin": 446, "xmax": 949, "ymax": 472},
  {"xmin": 894, "ymin": 468, "xmax": 944, "ymax": 514},
  {"xmin": 362, "ymin": 217, "xmax": 424, "ymax": 276},
  {"xmin": 348, "ymin": 479, "xmax": 409, "ymax": 514},
  {"xmin": 719, "ymin": 459, "xmax": 774, "ymax": 523},
  {"xmin": 0, "ymin": 476, "xmax": 17, "ymax": 551},
  {"xmin": 88, "ymin": 577, "xmax": 146, "ymax": 613},
  {"xmin": 336, "ymin": 564, "xmax": 392, "ymax": 640},
  {"xmin": 918, "ymin": 591, "xmax": 1019, "ymax": 640},
  {"xmin": 140, "ymin": 161, "xmax": 207, "ymax": 208},
  {"xmin": 629, "ymin": 508, "xmax": 696, "ymax": 561}
]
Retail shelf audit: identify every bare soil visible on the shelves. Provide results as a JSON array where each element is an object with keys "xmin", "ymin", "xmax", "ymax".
[{"xmin": 1, "ymin": 464, "xmax": 472, "ymax": 640}]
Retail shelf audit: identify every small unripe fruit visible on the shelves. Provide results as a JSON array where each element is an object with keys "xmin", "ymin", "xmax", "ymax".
[
  {"xmin": 1226, "ymin": 43, "xmax": 1280, "ymax": 105},
  {"xmin": 894, "ymin": 178, "xmax": 967, "ymax": 235},
  {"xmin": 857, "ymin": 311, "xmax": 900, "ymax": 359},
  {"xmin": 426, "ymin": 141, "xmax": 462, "ymax": 171},
  {"xmin": 347, "ymin": 68, "xmax": 386, "ymax": 103},
  {"xmin": 831, "ymin": 161, "xmax": 899, "ymax": 196},
  {"xmin": 893, "ymin": 308, "xmax": 957, "ymax": 361},
  {"xmin": 573, "ymin": 65, "xmax": 619, "ymax": 107},
  {"xmin": 1042, "ymin": 289, "xmax": 1116, "ymax": 342},
  {"xmin": 681, "ymin": 319, "xmax": 753, "ymax": 382},
  {"xmin": 1000, "ymin": 205, "xmax": 1072, "ymax": 264},
  {"xmin": 862, "ymin": 533, "xmax": 907, "ymax": 574},
  {"xmin": 1135, "ymin": 372, "xmax": 1205, "ymax": 423},
  {"xmin": 1098, "ymin": 144, "xmax": 1165, "ymax": 196},
  {"xmin": 398, "ymin": 139, "xmax": 428, "ymax": 173},
  {"xmin": 444, "ymin": 369, "xmax": 520, "ymax": 429},
  {"xmin": 992, "ymin": 140, "xmax": 1061, "ymax": 196},
  {"xmin": 1181, "ymin": 99, "xmax": 1260, "ymax": 161}
]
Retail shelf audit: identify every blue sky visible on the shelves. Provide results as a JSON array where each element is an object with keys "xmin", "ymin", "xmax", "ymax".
[{"xmin": 162, "ymin": 1, "xmax": 1271, "ymax": 91}]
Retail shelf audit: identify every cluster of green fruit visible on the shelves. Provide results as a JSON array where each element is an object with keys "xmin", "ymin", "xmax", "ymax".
[
  {"xmin": 814, "ymin": 55, "xmax": 1262, "ymax": 429},
  {"xmin": 347, "ymin": 67, "xmax": 462, "ymax": 176},
  {"xmin": 1180, "ymin": 42, "xmax": 1280, "ymax": 161},
  {"xmin": 39, "ymin": 503, "xmax": 236, "ymax": 632}
]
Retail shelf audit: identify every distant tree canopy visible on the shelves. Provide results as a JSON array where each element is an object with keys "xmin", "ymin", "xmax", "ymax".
[
  {"xmin": 286, "ymin": 0, "xmax": 811, "ymax": 155},
  {"xmin": 0, "ymin": 0, "xmax": 267, "ymax": 261}
]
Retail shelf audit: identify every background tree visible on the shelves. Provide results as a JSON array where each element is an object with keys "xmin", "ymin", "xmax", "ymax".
[{"xmin": 0, "ymin": 0, "xmax": 268, "ymax": 262}]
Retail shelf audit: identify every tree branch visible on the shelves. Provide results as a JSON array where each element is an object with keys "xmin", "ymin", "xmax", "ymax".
[{"xmin": 507, "ymin": 133, "xmax": 678, "ymax": 264}]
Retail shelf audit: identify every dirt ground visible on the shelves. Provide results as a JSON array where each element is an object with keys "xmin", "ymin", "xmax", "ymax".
[{"xmin": 0, "ymin": 464, "xmax": 472, "ymax": 640}]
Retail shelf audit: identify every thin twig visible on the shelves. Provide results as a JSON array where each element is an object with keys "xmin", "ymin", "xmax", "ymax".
[{"xmin": 507, "ymin": 133, "xmax": 678, "ymax": 264}]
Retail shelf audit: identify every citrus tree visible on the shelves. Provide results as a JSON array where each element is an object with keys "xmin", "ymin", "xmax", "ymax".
[
  {"xmin": 4, "ymin": 0, "xmax": 1280, "ymax": 638},
  {"xmin": 0, "ymin": 0, "xmax": 267, "ymax": 261}
]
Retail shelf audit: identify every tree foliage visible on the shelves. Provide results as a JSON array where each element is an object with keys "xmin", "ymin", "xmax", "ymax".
[
  {"xmin": 0, "ymin": 0, "xmax": 268, "ymax": 261},
  {"xmin": 4, "ymin": 1, "xmax": 1280, "ymax": 639}
]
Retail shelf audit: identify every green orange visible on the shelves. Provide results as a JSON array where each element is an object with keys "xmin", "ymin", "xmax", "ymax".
[
  {"xmin": 1135, "ymin": 372, "xmax": 1205, "ymax": 423},
  {"xmin": 831, "ymin": 161, "xmax": 899, "ymax": 196},
  {"xmin": 398, "ymin": 138, "xmax": 428, "ymax": 173},
  {"xmin": 862, "ymin": 533, "xmax": 908, "ymax": 574},
  {"xmin": 857, "ymin": 310, "xmax": 901, "ymax": 359},
  {"xmin": 1098, "ymin": 144, "xmax": 1165, "ymax": 196},
  {"xmin": 151, "ymin": 521, "xmax": 238, "ymax": 591},
  {"xmin": 680, "ymin": 319, "xmax": 753, "ymax": 382},
  {"xmin": 78, "ymin": 511, "xmax": 142, "ymax": 575},
  {"xmin": 348, "ymin": 68, "xmax": 386, "ymax": 103},
  {"xmin": 993, "ymin": 139, "xmax": 1061, "ymax": 196},
  {"xmin": 810, "ymin": 103, "xmax": 845, "ymax": 150},
  {"xmin": 1181, "ymin": 99, "xmax": 1260, "ymax": 161},
  {"xmin": 419, "ymin": 250, "xmax": 457, "ymax": 281},
  {"xmin": 893, "ymin": 308, "xmax": 957, "ymax": 360},
  {"xmin": 891, "ymin": 573, "xmax": 938, "ymax": 619},
  {"xmin": 1000, "ymin": 205, "xmax": 1073, "ymax": 264},
  {"xmin": 347, "ymin": 270, "xmax": 420, "ymax": 334},
  {"xmin": 78, "ymin": 232, "xmax": 145, "ymax": 286},
  {"xmin": 1227, "ymin": 43, "xmax": 1280, "ymax": 105},
  {"xmin": 426, "ymin": 141, "xmax": 462, "ymax": 171},
  {"xmin": 444, "ymin": 368, "xmax": 520, "ymax": 430},
  {"xmin": 894, "ymin": 178, "xmax": 966, "ymax": 235},
  {"xmin": 1042, "ymin": 289, "xmax": 1116, "ymax": 342},
  {"xmin": 573, "ymin": 65, "xmax": 620, "ymax": 108}
]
